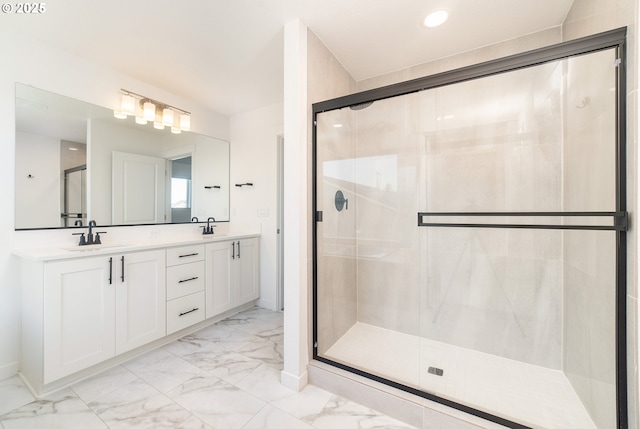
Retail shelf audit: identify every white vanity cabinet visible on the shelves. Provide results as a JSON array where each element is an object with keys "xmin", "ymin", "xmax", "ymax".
[
  {"xmin": 42, "ymin": 256, "xmax": 115, "ymax": 383},
  {"xmin": 115, "ymin": 250, "xmax": 167, "ymax": 353},
  {"xmin": 166, "ymin": 244, "xmax": 206, "ymax": 334},
  {"xmin": 23, "ymin": 249, "xmax": 165, "ymax": 386},
  {"xmin": 18, "ymin": 233, "xmax": 258, "ymax": 396},
  {"xmin": 205, "ymin": 237, "xmax": 259, "ymax": 318}
]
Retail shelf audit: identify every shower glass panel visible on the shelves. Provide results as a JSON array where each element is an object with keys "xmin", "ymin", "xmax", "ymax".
[
  {"xmin": 63, "ymin": 166, "xmax": 87, "ymax": 227},
  {"xmin": 314, "ymin": 32, "xmax": 626, "ymax": 429}
]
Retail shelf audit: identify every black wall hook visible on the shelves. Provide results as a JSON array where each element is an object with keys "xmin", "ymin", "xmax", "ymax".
[{"xmin": 235, "ymin": 183, "xmax": 254, "ymax": 187}]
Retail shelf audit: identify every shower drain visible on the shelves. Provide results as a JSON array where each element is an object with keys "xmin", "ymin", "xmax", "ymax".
[{"xmin": 427, "ymin": 366, "xmax": 444, "ymax": 376}]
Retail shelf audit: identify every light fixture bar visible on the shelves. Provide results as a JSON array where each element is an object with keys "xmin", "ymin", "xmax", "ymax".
[
  {"xmin": 120, "ymin": 88, "xmax": 191, "ymax": 115},
  {"xmin": 116, "ymin": 89, "xmax": 191, "ymax": 133}
]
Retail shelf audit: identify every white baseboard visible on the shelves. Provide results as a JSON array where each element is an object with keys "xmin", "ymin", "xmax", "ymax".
[
  {"xmin": 0, "ymin": 361, "xmax": 19, "ymax": 381},
  {"xmin": 256, "ymin": 298, "xmax": 277, "ymax": 311},
  {"xmin": 280, "ymin": 369, "xmax": 308, "ymax": 391}
]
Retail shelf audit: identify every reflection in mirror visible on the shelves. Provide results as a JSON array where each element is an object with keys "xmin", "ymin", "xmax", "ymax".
[
  {"xmin": 170, "ymin": 156, "xmax": 192, "ymax": 223},
  {"xmin": 14, "ymin": 83, "xmax": 230, "ymax": 229}
]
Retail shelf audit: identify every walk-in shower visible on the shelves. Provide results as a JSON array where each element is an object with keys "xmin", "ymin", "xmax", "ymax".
[{"xmin": 313, "ymin": 29, "xmax": 628, "ymax": 429}]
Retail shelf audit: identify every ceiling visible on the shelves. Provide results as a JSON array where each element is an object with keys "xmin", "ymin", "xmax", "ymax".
[{"xmin": 5, "ymin": 0, "xmax": 575, "ymax": 116}]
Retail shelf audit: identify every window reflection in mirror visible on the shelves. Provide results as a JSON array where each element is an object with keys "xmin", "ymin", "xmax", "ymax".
[{"xmin": 170, "ymin": 156, "xmax": 192, "ymax": 223}]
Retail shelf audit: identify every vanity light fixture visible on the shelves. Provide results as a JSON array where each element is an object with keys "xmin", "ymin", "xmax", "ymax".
[{"xmin": 114, "ymin": 89, "xmax": 191, "ymax": 133}]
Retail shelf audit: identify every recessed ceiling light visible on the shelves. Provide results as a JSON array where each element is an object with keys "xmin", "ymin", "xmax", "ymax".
[{"xmin": 423, "ymin": 10, "xmax": 448, "ymax": 28}]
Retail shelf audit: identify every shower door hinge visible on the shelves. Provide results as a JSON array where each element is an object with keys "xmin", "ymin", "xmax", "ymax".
[
  {"xmin": 316, "ymin": 211, "xmax": 323, "ymax": 222},
  {"xmin": 314, "ymin": 342, "xmax": 318, "ymax": 348},
  {"xmin": 614, "ymin": 58, "xmax": 622, "ymax": 67}
]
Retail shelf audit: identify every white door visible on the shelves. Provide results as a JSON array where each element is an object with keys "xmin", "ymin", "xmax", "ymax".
[
  {"xmin": 205, "ymin": 241, "xmax": 234, "ymax": 318},
  {"xmin": 112, "ymin": 151, "xmax": 166, "ymax": 224},
  {"xmin": 44, "ymin": 257, "xmax": 115, "ymax": 383},
  {"xmin": 115, "ymin": 250, "xmax": 166, "ymax": 354}
]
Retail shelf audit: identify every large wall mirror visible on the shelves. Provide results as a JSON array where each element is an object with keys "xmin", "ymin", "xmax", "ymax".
[{"xmin": 15, "ymin": 83, "xmax": 230, "ymax": 230}]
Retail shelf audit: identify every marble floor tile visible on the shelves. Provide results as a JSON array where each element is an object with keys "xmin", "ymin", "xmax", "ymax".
[
  {"xmin": 163, "ymin": 335, "xmax": 262, "ymax": 384},
  {"xmin": 168, "ymin": 373, "xmax": 266, "ymax": 429},
  {"xmin": 218, "ymin": 309, "xmax": 284, "ymax": 336},
  {"xmin": 162, "ymin": 335, "xmax": 226, "ymax": 357},
  {"xmin": 176, "ymin": 415, "xmax": 213, "ymax": 429},
  {"xmin": 0, "ymin": 376, "xmax": 35, "ymax": 416},
  {"xmin": 123, "ymin": 347, "xmax": 204, "ymax": 393},
  {"xmin": 243, "ymin": 404, "xmax": 315, "ymax": 429},
  {"xmin": 271, "ymin": 384, "xmax": 333, "ymax": 422},
  {"xmin": 310, "ymin": 395, "xmax": 419, "ymax": 429},
  {"xmin": 191, "ymin": 323, "xmax": 262, "ymax": 349},
  {"xmin": 232, "ymin": 335, "xmax": 284, "ymax": 369},
  {"xmin": 88, "ymin": 378, "xmax": 192, "ymax": 429},
  {"xmin": 0, "ymin": 388, "xmax": 107, "ymax": 429},
  {"xmin": 0, "ymin": 307, "xmax": 439, "ymax": 429},
  {"xmin": 235, "ymin": 363, "xmax": 298, "ymax": 402},
  {"xmin": 70, "ymin": 365, "xmax": 138, "ymax": 404}
]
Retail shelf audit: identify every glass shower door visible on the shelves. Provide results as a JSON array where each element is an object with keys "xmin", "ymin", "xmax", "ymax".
[{"xmin": 313, "ymin": 31, "xmax": 627, "ymax": 429}]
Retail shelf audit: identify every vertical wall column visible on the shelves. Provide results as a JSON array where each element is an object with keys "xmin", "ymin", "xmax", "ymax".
[{"xmin": 281, "ymin": 18, "xmax": 310, "ymax": 391}]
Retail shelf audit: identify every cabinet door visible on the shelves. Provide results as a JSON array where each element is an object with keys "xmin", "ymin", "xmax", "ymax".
[
  {"xmin": 235, "ymin": 238, "xmax": 259, "ymax": 305},
  {"xmin": 44, "ymin": 257, "xmax": 115, "ymax": 383},
  {"xmin": 115, "ymin": 250, "xmax": 166, "ymax": 354},
  {"xmin": 205, "ymin": 241, "xmax": 234, "ymax": 318}
]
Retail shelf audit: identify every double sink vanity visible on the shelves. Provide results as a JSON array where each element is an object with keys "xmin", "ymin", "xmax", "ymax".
[
  {"xmin": 12, "ymin": 83, "xmax": 254, "ymax": 397},
  {"xmin": 15, "ymin": 232, "xmax": 260, "ymax": 397}
]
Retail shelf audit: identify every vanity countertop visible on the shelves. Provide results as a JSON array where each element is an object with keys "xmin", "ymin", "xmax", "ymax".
[{"xmin": 13, "ymin": 232, "xmax": 260, "ymax": 261}]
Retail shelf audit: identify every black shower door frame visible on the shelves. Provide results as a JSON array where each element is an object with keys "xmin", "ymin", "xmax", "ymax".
[{"xmin": 312, "ymin": 28, "xmax": 628, "ymax": 429}]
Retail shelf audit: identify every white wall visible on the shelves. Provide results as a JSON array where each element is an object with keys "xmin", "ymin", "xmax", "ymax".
[
  {"xmin": 229, "ymin": 102, "xmax": 283, "ymax": 311},
  {"xmin": 0, "ymin": 29, "xmax": 230, "ymax": 380},
  {"xmin": 15, "ymin": 132, "xmax": 61, "ymax": 229}
]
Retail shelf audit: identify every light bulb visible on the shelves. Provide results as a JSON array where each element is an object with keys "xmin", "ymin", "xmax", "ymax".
[
  {"xmin": 180, "ymin": 114, "xmax": 190, "ymax": 131},
  {"xmin": 135, "ymin": 116, "xmax": 148, "ymax": 125},
  {"xmin": 171, "ymin": 126, "xmax": 181, "ymax": 134},
  {"xmin": 143, "ymin": 101, "xmax": 156, "ymax": 121},
  {"xmin": 121, "ymin": 94, "xmax": 135, "ymax": 116},
  {"xmin": 162, "ymin": 108, "xmax": 174, "ymax": 127},
  {"xmin": 113, "ymin": 110, "xmax": 127, "ymax": 119}
]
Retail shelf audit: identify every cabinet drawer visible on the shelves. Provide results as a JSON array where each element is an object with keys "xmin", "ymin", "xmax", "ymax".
[
  {"xmin": 167, "ymin": 291, "xmax": 205, "ymax": 335},
  {"xmin": 166, "ymin": 244, "xmax": 205, "ymax": 266},
  {"xmin": 167, "ymin": 261, "xmax": 205, "ymax": 300}
]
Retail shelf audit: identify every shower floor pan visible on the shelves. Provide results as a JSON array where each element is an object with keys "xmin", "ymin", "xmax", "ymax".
[{"xmin": 324, "ymin": 323, "xmax": 603, "ymax": 429}]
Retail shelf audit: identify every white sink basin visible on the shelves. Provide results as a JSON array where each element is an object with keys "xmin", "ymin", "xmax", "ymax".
[
  {"xmin": 202, "ymin": 233, "xmax": 226, "ymax": 239},
  {"xmin": 65, "ymin": 243, "xmax": 131, "ymax": 252}
]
